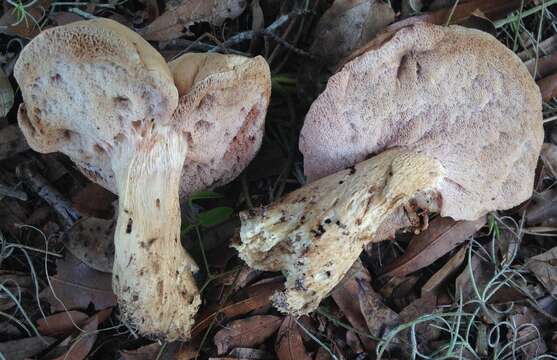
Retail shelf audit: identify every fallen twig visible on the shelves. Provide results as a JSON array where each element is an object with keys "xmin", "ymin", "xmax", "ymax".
[
  {"xmin": 16, "ymin": 163, "xmax": 80, "ymax": 228},
  {"xmin": 208, "ymin": 10, "xmax": 313, "ymax": 58}
]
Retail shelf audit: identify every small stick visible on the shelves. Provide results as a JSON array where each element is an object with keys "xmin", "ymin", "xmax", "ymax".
[
  {"xmin": 16, "ymin": 163, "xmax": 80, "ymax": 228},
  {"xmin": 208, "ymin": 12, "xmax": 303, "ymax": 53}
]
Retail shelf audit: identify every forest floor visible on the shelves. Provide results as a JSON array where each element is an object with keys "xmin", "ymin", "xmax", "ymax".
[{"xmin": 1, "ymin": 0, "xmax": 557, "ymax": 359}]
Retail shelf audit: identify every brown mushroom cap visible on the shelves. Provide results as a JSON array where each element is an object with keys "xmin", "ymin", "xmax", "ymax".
[
  {"xmin": 169, "ymin": 53, "xmax": 271, "ymax": 196},
  {"xmin": 15, "ymin": 18, "xmax": 178, "ymax": 193},
  {"xmin": 300, "ymin": 23, "xmax": 543, "ymax": 220}
]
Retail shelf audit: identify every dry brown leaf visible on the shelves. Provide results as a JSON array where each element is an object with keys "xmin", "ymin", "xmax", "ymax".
[
  {"xmin": 42, "ymin": 253, "xmax": 116, "ymax": 312},
  {"xmin": 214, "ymin": 315, "xmax": 283, "ymax": 355},
  {"xmin": 315, "ymin": 347, "xmax": 332, "ymax": 360},
  {"xmin": 526, "ymin": 53, "xmax": 557, "ymax": 80},
  {"xmin": 357, "ymin": 279, "xmax": 400, "ymax": 339},
  {"xmin": 51, "ymin": 309, "xmax": 108, "ymax": 360},
  {"xmin": 508, "ymin": 302, "xmax": 551, "ymax": 358},
  {"xmin": 0, "ymin": 0, "xmax": 50, "ymax": 39},
  {"xmin": 229, "ymin": 347, "xmax": 273, "ymax": 359},
  {"xmin": 138, "ymin": 0, "xmax": 160, "ymax": 24},
  {"xmin": 65, "ymin": 217, "xmax": 115, "ymax": 273},
  {"xmin": 526, "ymin": 188, "xmax": 557, "ymax": 225},
  {"xmin": 49, "ymin": 11, "xmax": 82, "ymax": 26},
  {"xmin": 175, "ymin": 343, "xmax": 198, "ymax": 360},
  {"xmin": 0, "ymin": 321, "xmax": 21, "ymax": 340},
  {"xmin": 527, "ymin": 247, "xmax": 557, "ymax": 296},
  {"xmin": 37, "ymin": 310, "xmax": 88, "ymax": 337},
  {"xmin": 541, "ymin": 143, "xmax": 557, "ymax": 178},
  {"xmin": 384, "ymin": 216, "xmax": 486, "ymax": 277},
  {"xmin": 71, "ymin": 183, "xmax": 116, "ymax": 219},
  {"xmin": 331, "ymin": 260, "xmax": 374, "ymax": 352},
  {"xmin": 538, "ymin": 72, "xmax": 557, "ymax": 102},
  {"xmin": 275, "ymin": 316, "xmax": 310, "ymax": 360},
  {"xmin": 386, "ymin": 0, "xmax": 521, "ymax": 32},
  {"xmin": 520, "ymin": 34, "xmax": 557, "ymax": 61},
  {"xmin": 346, "ymin": 330, "xmax": 365, "ymax": 356},
  {"xmin": 191, "ymin": 277, "xmax": 282, "ymax": 337},
  {"xmin": 121, "ymin": 342, "xmax": 161, "ymax": 360},
  {"xmin": 398, "ymin": 294, "xmax": 439, "ymax": 354},
  {"xmin": 422, "ymin": 246, "xmax": 467, "ymax": 295},
  {"xmin": 455, "ymin": 254, "xmax": 494, "ymax": 302},
  {"xmin": 0, "ymin": 67, "xmax": 13, "ymax": 117},
  {"xmin": 0, "ymin": 335, "xmax": 56, "ymax": 360},
  {"xmin": 0, "ymin": 125, "xmax": 30, "ymax": 160},
  {"xmin": 142, "ymin": 0, "xmax": 247, "ymax": 41},
  {"xmin": 311, "ymin": 0, "xmax": 395, "ymax": 67},
  {"xmin": 0, "ymin": 272, "xmax": 32, "ymax": 311}
]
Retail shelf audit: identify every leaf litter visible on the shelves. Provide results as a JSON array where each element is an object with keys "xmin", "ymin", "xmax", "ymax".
[{"xmin": 0, "ymin": 0, "xmax": 556, "ymax": 358}]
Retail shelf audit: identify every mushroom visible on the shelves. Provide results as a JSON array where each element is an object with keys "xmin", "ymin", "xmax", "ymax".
[
  {"xmin": 15, "ymin": 18, "xmax": 271, "ymax": 339},
  {"xmin": 234, "ymin": 23, "xmax": 542, "ymax": 315}
]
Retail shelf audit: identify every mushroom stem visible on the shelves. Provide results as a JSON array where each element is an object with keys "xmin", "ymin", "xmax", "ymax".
[
  {"xmin": 234, "ymin": 149, "xmax": 444, "ymax": 315},
  {"xmin": 111, "ymin": 127, "xmax": 200, "ymax": 340}
]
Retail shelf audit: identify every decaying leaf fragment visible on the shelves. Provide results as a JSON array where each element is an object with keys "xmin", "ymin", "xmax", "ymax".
[
  {"xmin": 235, "ymin": 23, "xmax": 542, "ymax": 315},
  {"xmin": 310, "ymin": 0, "xmax": 395, "ymax": 67},
  {"xmin": 214, "ymin": 315, "xmax": 282, "ymax": 355},
  {"xmin": 41, "ymin": 253, "xmax": 116, "ymax": 312},
  {"xmin": 65, "ymin": 217, "xmax": 115, "ymax": 273},
  {"xmin": 142, "ymin": 0, "xmax": 247, "ymax": 41},
  {"xmin": 527, "ymin": 247, "xmax": 557, "ymax": 296},
  {"xmin": 275, "ymin": 316, "xmax": 310, "ymax": 360}
]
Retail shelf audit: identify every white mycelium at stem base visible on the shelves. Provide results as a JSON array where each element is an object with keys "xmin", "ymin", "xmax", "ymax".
[{"xmin": 112, "ymin": 128, "xmax": 200, "ymax": 339}]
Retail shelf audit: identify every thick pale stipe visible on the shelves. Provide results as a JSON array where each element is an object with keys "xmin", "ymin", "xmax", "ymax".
[
  {"xmin": 112, "ymin": 128, "xmax": 200, "ymax": 339},
  {"xmin": 235, "ymin": 149, "xmax": 444, "ymax": 314}
]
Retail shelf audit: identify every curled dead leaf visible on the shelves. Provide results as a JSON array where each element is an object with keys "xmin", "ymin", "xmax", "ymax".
[{"xmin": 142, "ymin": 0, "xmax": 247, "ymax": 41}]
